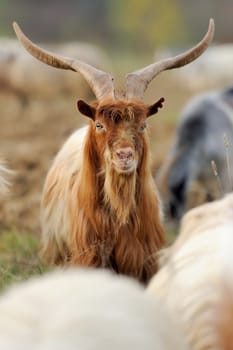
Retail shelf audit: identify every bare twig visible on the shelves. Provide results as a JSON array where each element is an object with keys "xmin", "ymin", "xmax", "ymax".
[
  {"xmin": 211, "ymin": 160, "xmax": 223, "ymax": 196},
  {"xmin": 223, "ymin": 133, "xmax": 233, "ymax": 191}
]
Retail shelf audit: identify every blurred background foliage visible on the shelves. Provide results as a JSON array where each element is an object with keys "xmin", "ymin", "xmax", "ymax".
[
  {"xmin": 109, "ymin": 0, "xmax": 186, "ymax": 51},
  {"xmin": 0, "ymin": 0, "xmax": 232, "ymax": 52}
]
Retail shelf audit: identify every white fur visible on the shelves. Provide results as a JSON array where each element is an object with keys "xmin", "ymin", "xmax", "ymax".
[
  {"xmin": 147, "ymin": 193, "xmax": 233, "ymax": 350},
  {"xmin": 40, "ymin": 126, "xmax": 87, "ymax": 249},
  {"xmin": 0, "ymin": 268, "xmax": 189, "ymax": 350}
]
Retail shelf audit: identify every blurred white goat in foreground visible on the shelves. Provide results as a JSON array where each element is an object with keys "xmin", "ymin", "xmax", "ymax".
[
  {"xmin": 148, "ymin": 193, "xmax": 233, "ymax": 350},
  {"xmin": 0, "ymin": 268, "xmax": 189, "ymax": 350}
]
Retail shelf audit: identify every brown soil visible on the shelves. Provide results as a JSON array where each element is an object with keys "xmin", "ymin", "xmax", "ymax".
[{"xmin": 0, "ymin": 91, "xmax": 88, "ymax": 234}]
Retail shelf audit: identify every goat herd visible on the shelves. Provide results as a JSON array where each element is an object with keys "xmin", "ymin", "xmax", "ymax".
[{"xmin": 0, "ymin": 18, "xmax": 233, "ymax": 349}]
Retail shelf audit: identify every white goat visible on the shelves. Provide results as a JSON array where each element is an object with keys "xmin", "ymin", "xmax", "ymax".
[
  {"xmin": 0, "ymin": 38, "xmax": 109, "ymax": 99},
  {"xmin": 171, "ymin": 44, "xmax": 233, "ymax": 90},
  {"xmin": 0, "ymin": 268, "xmax": 189, "ymax": 350},
  {"xmin": 147, "ymin": 193, "xmax": 233, "ymax": 350}
]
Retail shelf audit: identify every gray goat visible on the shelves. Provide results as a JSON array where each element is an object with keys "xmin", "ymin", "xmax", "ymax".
[{"xmin": 157, "ymin": 86, "xmax": 233, "ymax": 220}]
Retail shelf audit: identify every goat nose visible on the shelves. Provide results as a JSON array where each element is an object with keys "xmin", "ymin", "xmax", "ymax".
[{"xmin": 116, "ymin": 147, "xmax": 133, "ymax": 160}]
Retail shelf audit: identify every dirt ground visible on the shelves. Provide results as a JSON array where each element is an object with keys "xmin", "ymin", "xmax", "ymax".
[
  {"xmin": 0, "ymin": 91, "xmax": 84, "ymax": 233},
  {"xmin": 0, "ymin": 74, "xmax": 194, "ymax": 235}
]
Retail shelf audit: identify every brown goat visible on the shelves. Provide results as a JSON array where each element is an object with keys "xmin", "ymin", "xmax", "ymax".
[
  {"xmin": 13, "ymin": 20, "xmax": 214, "ymax": 283},
  {"xmin": 43, "ymin": 98, "xmax": 165, "ymax": 283}
]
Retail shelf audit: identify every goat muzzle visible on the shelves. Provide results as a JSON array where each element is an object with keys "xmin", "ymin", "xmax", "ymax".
[{"xmin": 113, "ymin": 147, "xmax": 136, "ymax": 173}]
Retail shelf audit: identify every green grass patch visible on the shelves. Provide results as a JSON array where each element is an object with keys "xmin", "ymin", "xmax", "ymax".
[{"xmin": 0, "ymin": 230, "xmax": 49, "ymax": 291}]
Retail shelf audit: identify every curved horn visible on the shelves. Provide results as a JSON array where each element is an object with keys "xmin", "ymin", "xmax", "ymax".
[
  {"xmin": 12, "ymin": 22, "xmax": 115, "ymax": 101},
  {"xmin": 126, "ymin": 18, "xmax": 215, "ymax": 100}
]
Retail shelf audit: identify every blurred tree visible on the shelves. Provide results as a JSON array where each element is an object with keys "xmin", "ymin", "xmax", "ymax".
[
  {"xmin": 108, "ymin": 0, "xmax": 188, "ymax": 52},
  {"xmin": 0, "ymin": 0, "xmax": 231, "ymax": 50},
  {"xmin": 178, "ymin": 0, "xmax": 233, "ymax": 43},
  {"xmin": 0, "ymin": 0, "xmax": 110, "ymax": 43}
]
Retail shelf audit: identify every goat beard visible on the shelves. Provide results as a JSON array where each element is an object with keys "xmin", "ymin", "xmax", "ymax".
[{"xmin": 103, "ymin": 165, "xmax": 137, "ymax": 224}]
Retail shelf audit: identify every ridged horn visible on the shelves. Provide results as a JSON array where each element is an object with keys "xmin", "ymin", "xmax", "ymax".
[
  {"xmin": 12, "ymin": 21, "xmax": 115, "ymax": 101},
  {"xmin": 126, "ymin": 18, "xmax": 215, "ymax": 100}
]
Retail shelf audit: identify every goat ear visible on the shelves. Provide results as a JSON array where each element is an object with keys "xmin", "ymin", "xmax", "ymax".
[
  {"xmin": 77, "ymin": 100, "xmax": 96, "ymax": 119},
  {"xmin": 147, "ymin": 97, "xmax": 165, "ymax": 117}
]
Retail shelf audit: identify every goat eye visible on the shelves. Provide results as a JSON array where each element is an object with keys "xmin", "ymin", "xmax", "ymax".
[
  {"xmin": 139, "ymin": 122, "xmax": 147, "ymax": 132},
  {"xmin": 95, "ymin": 121, "xmax": 104, "ymax": 131}
]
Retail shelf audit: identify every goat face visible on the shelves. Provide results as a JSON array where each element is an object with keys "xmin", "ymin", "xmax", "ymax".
[{"xmin": 78, "ymin": 99, "xmax": 163, "ymax": 175}]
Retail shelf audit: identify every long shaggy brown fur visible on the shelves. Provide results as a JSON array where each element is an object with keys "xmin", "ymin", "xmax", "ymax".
[{"xmin": 41, "ymin": 99, "xmax": 164, "ymax": 283}]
